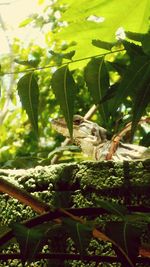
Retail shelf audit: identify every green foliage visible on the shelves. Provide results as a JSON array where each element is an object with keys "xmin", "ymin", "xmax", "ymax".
[
  {"xmin": 55, "ymin": 0, "xmax": 150, "ymax": 59},
  {"xmin": 84, "ymin": 57, "xmax": 109, "ymax": 125},
  {"xmin": 19, "ymin": 17, "xmax": 34, "ymax": 28},
  {"xmin": 63, "ymin": 218, "xmax": 92, "ymax": 255},
  {"xmin": 8, "ymin": 33, "xmax": 149, "ymax": 153},
  {"xmin": 112, "ymin": 54, "xmax": 150, "ymax": 134},
  {"xmin": 50, "ymin": 35, "xmax": 150, "ymax": 138},
  {"xmin": 49, "ymin": 50, "xmax": 76, "ymax": 61},
  {"xmin": 92, "ymin": 39, "xmax": 116, "ymax": 51},
  {"xmin": 51, "ymin": 65, "xmax": 76, "ymax": 136},
  {"xmin": 0, "ymin": 0, "xmax": 150, "ymax": 165},
  {"xmin": 106, "ymin": 221, "xmax": 141, "ymax": 267},
  {"xmin": 15, "ymin": 58, "xmax": 40, "ymax": 68},
  {"xmin": 17, "ymin": 72, "xmax": 39, "ymax": 136},
  {"xmin": 95, "ymin": 200, "xmax": 128, "ymax": 219},
  {"xmin": 12, "ymin": 223, "xmax": 47, "ymax": 264},
  {"xmin": 126, "ymin": 31, "xmax": 150, "ymax": 55}
]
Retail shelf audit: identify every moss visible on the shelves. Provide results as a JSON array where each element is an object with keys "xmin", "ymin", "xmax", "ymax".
[
  {"xmin": 0, "ymin": 160, "xmax": 150, "ymax": 266},
  {"xmin": 78, "ymin": 162, "xmax": 123, "ymax": 189},
  {"xmin": 72, "ymin": 191, "xmax": 93, "ymax": 208},
  {"xmin": 0, "ymin": 196, "xmax": 36, "ymax": 225}
]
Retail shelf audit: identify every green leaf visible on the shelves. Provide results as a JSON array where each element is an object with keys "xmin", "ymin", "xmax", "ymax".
[
  {"xmin": 46, "ymin": 224, "xmax": 68, "ymax": 267},
  {"xmin": 125, "ymin": 31, "xmax": 144, "ymax": 42},
  {"xmin": 51, "ymin": 65, "xmax": 76, "ymax": 137},
  {"xmin": 96, "ymin": 200, "xmax": 128, "ymax": 219},
  {"xmin": 12, "ymin": 223, "xmax": 46, "ymax": 264},
  {"xmin": 125, "ymin": 212, "xmax": 150, "ymax": 225},
  {"xmin": 140, "ymin": 131, "xmax": 150, "ymax": 146},
  {"xmin": 19, "ymin": 17, "xmax": 34, "ymax": 27},
  {"xmin": 62, "ymin": 50, "xmax": 76, "ymax": 60},
  {"xmin": 113, "ymin": 56, "xmax": 150, "ymax": 111},
  {"xmin": 131, "ymin": 65, "xmax": 150, "ymax": 135},
  {"xmin": 123, "ymin": 40, "xmax": 144, "ymax": 59},
  {"xmin": 17, "ymin": 72, "xmax": 39, "ymax": 135},
  {"xmin": 63, "ymin": 218, "xmax": 92, "ymax": 255},
  {"xmin": 92, "ymin": 39, "xmax": 115, "ymax": 51},
  {"xmin": 105, "ymin": 221, "xmax": 142, "ymax": 267},
  {"xmin": 55, "ymin": 0, "xmax": 150, "ymax": 60},
  {"xmin": 84, "ymin": 57, "xmax": 109, "ymax": 124},
  {"xmin": 99, "ymin": 84, "xmax": 118, "ymax": 104},
  {"xmin": 126, "ymin": 31, "xmax": 150, "ymax": 55},
  {"xmin": 15, "ymin": 59, "xmax": 39, "ymax": 67},
  {"xmin": 141, "ymin": 33, "xmax": 150, "ymax": 55},
  {"xmin": 49, "ymin": 50, "xmax": 75, "ymax": 60}
]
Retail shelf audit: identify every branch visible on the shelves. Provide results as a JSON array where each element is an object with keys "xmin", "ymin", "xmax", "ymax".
[
  {"xmin": 1, "ymin": 49, "xmax": 125, "ymax": 76},
  {"xmin": 106, "ymin": 117, "xmax": 150, "ymax": 160},
  {"xmin": 0, "ymin": 177, "xmax": 50, "ymax": 213}
]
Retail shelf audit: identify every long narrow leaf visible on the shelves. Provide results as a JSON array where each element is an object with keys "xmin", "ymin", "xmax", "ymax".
[
  {"xmin": 126, "ymin": 31, "xmax": 150, "ymax": 55},
  {"xmin": 15, "ymin": 59, "xmax": 39, "ymax": 67},
  {"xmin": 96, "ymin": 200, "xmax": 128, "ymax": 219},
  {"xmin": 125, "ymin": 31, "xmax": 144, "ymax": 42},
  {"xmin": 131, "ymin": 65, "xmax": 150, "ymax": 135},
  {"xmin": 123, "ymin": 40, "xmax": 144, "ymax": 59},
  {"xmin": 113, "ymin": 56, "xmax": 150, "ymax": 111},
  {"xmin": 17, "ymin": 72, "xmax": 39, "ymax": 135},
  {"xmin": 12, "ymin": 223, "xmax": 46, "ymax": 264},
  {"xmin": 105, "ymin": 221, "xmax": 141, "ymax": 267},
  {"xmin": 51, "ymin": 65, "xmax": 76, "ymax": 137},
  {"xmin": 84, "ymin": 57, "xmax": 109, "ymax": 125},
  {"xmin": 92, "ymin": 39, "xmax": 115, "ymax": 51},
  {"xmin": 63, "ymin": 218, "xmax": 92, "ymax": 255},
  {"xmin": 49, "ymin": 50, "xmax": 75, "ymax": 60}
]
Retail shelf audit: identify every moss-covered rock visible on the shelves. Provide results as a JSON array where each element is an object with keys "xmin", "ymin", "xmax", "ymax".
[{"xmin": 0, "ymin": 159, "xmax": 150, "ymax": 266}]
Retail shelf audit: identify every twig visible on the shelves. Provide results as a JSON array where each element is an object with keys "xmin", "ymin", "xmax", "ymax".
[
  {"xmin": 106, "ymin": 117, "xmax": 150, "ymax": 160},
  {"xmin": 1, "ymin": 49, "xmax": 125, "ymax": 76},
  {"xmin": 83, "ymin": 104, "xmax": 98, "ymax": 120},
  {"xmin": 0, "ymin": 177, "xmax": 50, "ymax": 213}
]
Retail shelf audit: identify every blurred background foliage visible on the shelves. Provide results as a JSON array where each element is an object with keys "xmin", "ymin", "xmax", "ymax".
[{"xmin": 0, "ymin": 0, "xmax": 150, "ymax": 168}]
